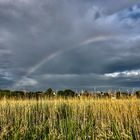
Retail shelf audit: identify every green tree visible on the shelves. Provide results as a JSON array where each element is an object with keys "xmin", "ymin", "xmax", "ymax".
[
  {"xmin": 45, "ymin": 88, "xmax": 53, "ymax": 97},
  {"xmin": 63, "ymin": 89, "xmax": 76, "ymax": 97}
]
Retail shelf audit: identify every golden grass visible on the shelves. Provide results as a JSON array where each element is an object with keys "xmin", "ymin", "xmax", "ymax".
[{"xmin": 0, "ymin": 98, "xmax": 139, "ymax": 139}]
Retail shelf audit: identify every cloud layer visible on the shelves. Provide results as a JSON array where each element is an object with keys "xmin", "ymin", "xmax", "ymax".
[{"xmin": 0, "ymin": 0, "xmax": 140, "ymax": 90}]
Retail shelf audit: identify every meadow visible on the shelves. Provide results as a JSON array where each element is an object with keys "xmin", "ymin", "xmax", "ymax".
[{"xmin": 0, "ymin": 98, "xmax": 140, "ymax": 140}]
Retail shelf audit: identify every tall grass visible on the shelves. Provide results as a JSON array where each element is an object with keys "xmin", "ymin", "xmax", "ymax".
[{"xmin": 0, "ymin": 98, "xmax": 139, "ymax": 139}]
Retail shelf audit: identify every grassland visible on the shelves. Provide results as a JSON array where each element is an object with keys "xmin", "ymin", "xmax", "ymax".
[{"xmin": 0, "ymin": 98, "xmax": 140, "ymax": 140}]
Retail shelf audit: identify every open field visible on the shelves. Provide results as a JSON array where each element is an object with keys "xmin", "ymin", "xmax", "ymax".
[{"xmin": 0, "ymin": 98, "xmax": 140, "ymax": 140}]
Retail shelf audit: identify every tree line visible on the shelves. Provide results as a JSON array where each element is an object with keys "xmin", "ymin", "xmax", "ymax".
[{"xmin": 0, "ymin": 88, "xmax": 140, "ymax": 99}]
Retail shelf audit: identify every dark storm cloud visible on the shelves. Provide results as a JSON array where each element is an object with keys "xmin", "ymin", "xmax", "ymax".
[{"xmin": 0, "ymin": 0, "xmax": 140, "ymax": 90}]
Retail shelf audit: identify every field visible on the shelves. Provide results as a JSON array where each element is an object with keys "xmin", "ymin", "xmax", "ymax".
[{"xmin": 0, "ymin": 98, "xmax": 140, "ymax": 140}]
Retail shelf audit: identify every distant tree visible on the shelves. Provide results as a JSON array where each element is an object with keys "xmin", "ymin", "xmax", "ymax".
[
  {"xmin": 57, "ymin": 90, "xmax": 64, "ymax": 96},
  {"xmin": 63, "ymin": 89, "xmax": 75, "ymax": 97},
  {"xmin": 57, "ymin": 89, "xmax": 76, "ymax": 97},
  {"xmin": 135, "ymin": 91, "xmax": 140, "ymax": 99},
  {"xmin": 104, "ymin": 92, "xmax": 110, "ymax": 98},
  {"xmin": 82, "ymin": 90, "xmax": 92, "ymax": 97},
  {"xmin": 121, "ymin": 92, "xmax": 128, "ymax": 98},
  {"xmin": 45, "ymin": 88, "xmax": 53, "ymax": 97},
  {"xmin": 116, "ymin": 92, "xmax": 121, "ymax": 99}
]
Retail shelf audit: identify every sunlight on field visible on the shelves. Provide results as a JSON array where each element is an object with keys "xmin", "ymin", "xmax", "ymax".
[{"xmin": 0, "ymin": 98, "xmax": 140, "ymax": 139}]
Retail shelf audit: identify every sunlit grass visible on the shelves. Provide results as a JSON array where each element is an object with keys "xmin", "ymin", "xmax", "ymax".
[{"xmin": 0, "ymin": 98, "xmax": 139, "ymax": 139}]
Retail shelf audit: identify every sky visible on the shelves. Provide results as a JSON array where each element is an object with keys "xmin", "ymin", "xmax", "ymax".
[{"xmin": 0, "ymin": 0, "xmax": 140, "ymax": 91}]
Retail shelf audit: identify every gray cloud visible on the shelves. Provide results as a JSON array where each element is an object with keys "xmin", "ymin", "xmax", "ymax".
[{"xmin": 0, "ymin": 0, "xmax": 140, "ymax": 90}]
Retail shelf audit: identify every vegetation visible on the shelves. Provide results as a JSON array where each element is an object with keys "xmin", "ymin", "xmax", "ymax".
[
  {"xmin": 0, "ymin": 89, "xmax": 140, "ymax": 139},
  {"xmin": 0, "ymin": 98, "xmax": 139, "ymax": 139},
  {"xmin": 0, "ymin": 88, "xmax": 140, "ymax": 99}
]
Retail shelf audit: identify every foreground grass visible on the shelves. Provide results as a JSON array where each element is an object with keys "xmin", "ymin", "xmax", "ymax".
[{"xmin": 0, "ymin": 98, "xmax": 140, "ymax": 140}]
